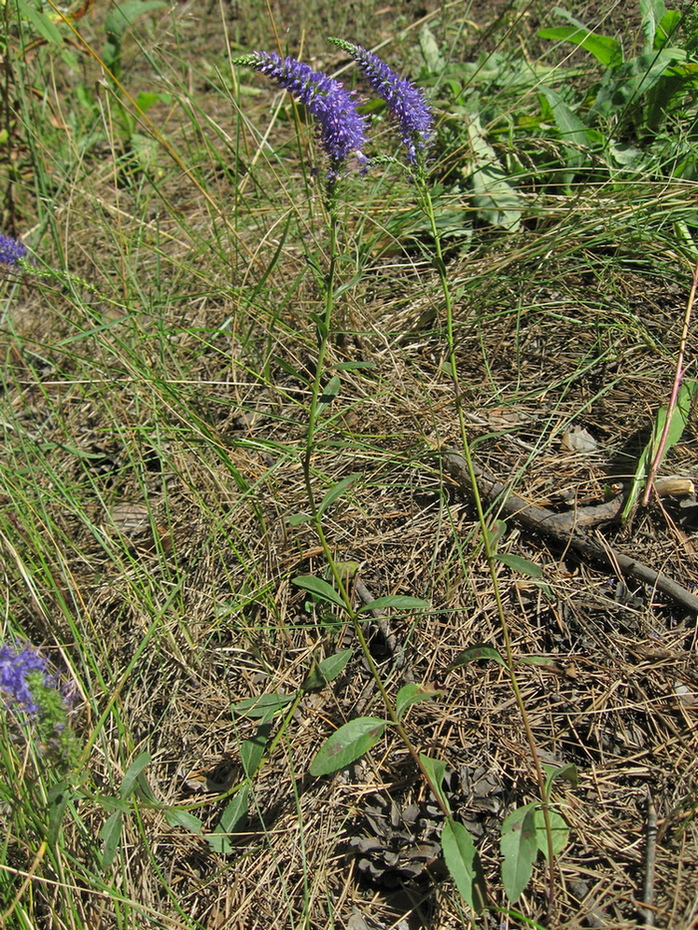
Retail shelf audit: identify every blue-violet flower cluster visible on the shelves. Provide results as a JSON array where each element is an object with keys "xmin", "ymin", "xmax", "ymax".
[
  {"xmin": 0, "ymin": 642, "xmax": 50, "ymax": 714},
  {"xmin": 0, "ymin": 641, "xmax": 77, "ymax": 768},
  {"xmin": 235, "ymin": 51, "xmax": 367, "ymax": 180},
  {"xmin": 329, "ymin": 38, "xmax": 434, "ymax": 165},
  {"xmin": 0, "ymin": 233, "xmax": 27, "ymax": 267}
]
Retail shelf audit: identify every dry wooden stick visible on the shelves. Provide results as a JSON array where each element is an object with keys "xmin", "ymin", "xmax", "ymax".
[
  {"xmin": 638, "ymin": 791, "xmax": 658, "ymax": 928},
  {"xmin": 442, "ymin": 451, "xmax": 698, "ymax": 616}
]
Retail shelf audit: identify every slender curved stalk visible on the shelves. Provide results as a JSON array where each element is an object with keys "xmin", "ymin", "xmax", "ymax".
[{"xmin": 416, "ymin": 174, "xmax": 557, "ymax": 899}]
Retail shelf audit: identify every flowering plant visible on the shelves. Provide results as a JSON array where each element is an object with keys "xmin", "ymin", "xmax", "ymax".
[
  {"xmin": 328, "ymin": 37, "xmax": 434, "ymax": 167},
  {"xmin": 233, "ymin": 51, "xmax": 368, "ymax": 191},
  {"xmin": 0, "ymin": 641, "xmax": 77, "ymax": 769}
]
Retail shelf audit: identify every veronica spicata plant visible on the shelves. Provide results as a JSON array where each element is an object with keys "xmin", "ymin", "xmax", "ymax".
[
  {"xmin": 0, "ymin": 641, "xmax": 77, "ymax": 770},
  {"xmin": 321, "ymin": 41, "xmax": 567, "ymax": 911},
  {"xmin": 233, "ymin": 41, "xmax": 566, "ymax": 914},
  {"xmin": 233, "ymin": 50, "xmax": 370, "ymax": 535},
  {"xmin": 0, "ymin": 233, "xmax": 28, "ymax": 268},
  {"xmin": 233, "ymin": 52, "xmax": 367, "ymax": 193}
]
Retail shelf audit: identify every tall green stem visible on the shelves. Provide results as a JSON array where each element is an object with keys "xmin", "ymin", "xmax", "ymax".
[
  {"xmin": 416, "ymin": 174, "xmax": 557, "ymax": 898},
  {"xmin": 302, "ymin": 187, "xmax": 338, "ymax": 514}
]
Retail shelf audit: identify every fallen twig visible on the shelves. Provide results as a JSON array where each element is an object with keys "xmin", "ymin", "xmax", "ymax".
[
  {"xmin": 442, "ymin": 451, "xmax": 698, "ymax": 616},
  {"xmin": 638, "ymin": 790, "xmax": 658, "ymax": 928}
]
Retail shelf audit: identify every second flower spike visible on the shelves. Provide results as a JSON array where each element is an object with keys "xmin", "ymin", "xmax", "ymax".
[{"xmin": 329, "ymin": 38, "xmax": 434, "ymax": 166}]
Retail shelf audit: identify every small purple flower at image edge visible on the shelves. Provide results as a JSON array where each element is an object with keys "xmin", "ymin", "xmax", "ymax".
[
  {"xmin": 0, "ymin": 642, "xmax": 51, "ymax": 715},
  {"xmin": 0, "ymin": 233, "xmax": 28, "ymax": 267}
]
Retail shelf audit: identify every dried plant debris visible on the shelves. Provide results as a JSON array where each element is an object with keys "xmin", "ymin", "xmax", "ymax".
[{"xmin": 347, "ymin": 767, "xmax": 505, "ymax": 888}]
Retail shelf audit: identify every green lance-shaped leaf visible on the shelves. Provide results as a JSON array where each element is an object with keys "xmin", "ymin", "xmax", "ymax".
[
  {"xmin": 441, "ymin": 819, "xmax": 487, "ymax": 913},
  {"xmin": 302, "ymin": 648, "xmax": 353, "ymax": 692},
  {"xmin": 418, "ymin": 754, "xmax": 451, "ymax": 815},
  {"xmin": 317, "ymin": 473, "xmax": 362, "ymax": 518},
  {"xmin": 537, "ymin": 23, "xmax": 622, "ymax": 67},
  {"xmin": 500, "ymin": 804, "xmax": 539, "ymax": 902},
  {"xmin": 395, "ymin": 683, "xmax": 442, "ymax": 722},
  {"xmin": 544, "ymin": 761, "xmax": 579, "ymax": 794},
  {"xmin": 310, "ymin": 717, "xmax": 387, "ymax": 776},
  {"xmin": 164, "ymin": 809, "xmax": 204, "ymax": 836},
  {"xmin": 317, "ymin": 375, "xmax": 341, "ymax": 413},
  {"xmin": 231, "ymin": 692, "xmax": 295, "ymax": 719},
  {"xmin": 241, "ymin": 720, "xmax": 273, "ymax": 779},
  {"xmin": 496, "ymin": 552, "xmax": 544, "ymax": 578},
  {"xmin": 447, "ymin": 645, "xmax": 506, "ymax": 671},
  {"xmin": 293, "ymin": 574, "xmax": 347, "ymax": 610},
  {"xmin": 16, "ymin": 0, "xmax": 64, "ymax": 44},
  {"xmin": 622, "ymin": 378, "xmax": 698, "ymax": 522},
  {"xmin": 120, "ymin": 751, "xmax": 152, "ymax": 799},
  {"xmin": 100, "ymin": 811, "xmax": 124, "ymax": 871},
  {"xmin": 356, "ymin": 595, "xmax": 430, "ymax": 614},
  {"xmin": 208, "ymin": 785, "xmax": 249, "ymax": 855}
]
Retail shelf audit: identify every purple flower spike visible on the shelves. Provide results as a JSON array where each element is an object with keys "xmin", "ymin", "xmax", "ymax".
[
  {"xmin": 0, "ymin": 233, "xmax": 27, "ymax": 267},
  {"xmin": 0, "ymin": 643, "xmax": 50, "ymax": 715},
  {"xmin": 235, "ymin": 51, "xmax": 368, "ymax": 179},
  {"xmin": 329, "ymin": 38, "xmax": 433, "ymax": 165}
]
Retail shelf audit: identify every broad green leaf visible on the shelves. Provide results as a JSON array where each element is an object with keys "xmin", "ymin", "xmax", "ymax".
[
  {"xmin": 134, "ymin": 91, "xmax": 171, "ymax": 115},
  {"xmin": 318, "ymin": 473, "xmax": 362, "ymax": 517},
  {"xmin": 241, "ymin": 721, "xmax": 272, "ymax": 778},
  {"xmin": 441, "ymin": 819, "xmax": 487, "ymax": 913},
  {"xmin": 640, "ymin": 0, "xmax": 673, "ymax": 50},
  {"xmin": 465, "ymin": 116, "xmax": 522, "ymax": 230},
  {"xmin": 104, "ymin": 0, "xmax": 167, "ymax": 39},
  {"xmin": 537, "ymin": 25, "xmax": 622, "ymax": 67},
  {"xmin": 657, "ymin": 9, "xmax": 682, "ymax": 48},
  {"xmin": 544, "ymin": 762, "xmax": 579, "ymax": 792},
  {"xmin": 501, "ymin": 804, "xmax": 538, "ymax": 902},
  {"xmin": 99, "ymin": 811, "xmax": 123, "ymax": 870},
  {"xmin": 310, "ymin": 717, "xmax": 387, "ymax": 776},
  {"xmin": 207, "ymin": 785, "xmax": 249, "ymax": 854},
  {"xmin": 232, "ymin": 692, "xmax": 294, "ymax": 719},
  {"xmin": 317, "ymin": 375, "xmax": 341, "ymax": 412},
  {"xmin": 293, "ymin": 574, "xmax": 347, "ymax": 609},
  {"xmin": 534, "ymin": 807, "xmax": 570, "ymax": 858},
  {"xmin": 447, "ymin": 645, "xmax": 506, "ymax": 671},
  {"xmin": 356, "ymin": 595, "xmax": 430, "ymax": 614},
  {"xmin": 395, "ymin": 683, "xmax": 442, "ymax": 721},
  {"xmin": 302, "ymin": 648, "xmax": 353, "ymax": 692},
  {"xmin": 591, "ymin": 49, "xmax": 687, "ymax": 122},
  {"xmin": 420, "ymin": 24, "xmax": 446, "ymax": 73},
  {"xmin": 17, "ymin": 0, "xmax": 64, "ymax": 44},
  {"xmin": 622, "ymin": 378, "xmax": 698, "ymax": 522},
  {"xmin": 121, "ymin": 752, "xmax": 151, "ymax": 799},
  {"xmin": 164, "ymin": 809, "xmax": 204, "ymax": 835},
  {"xmin": 419, "ymin": 754, "xmax": 451, "ymax": 815},
  {"xmin": 538, "ymin": 86, "xmax": 594, "ymax": 171},
  {"xmin": 496, "ymin": 553, "xmax": 543, "ymax": 578},
  {"xmin": 286, "ymin": 512, "xmax": 312, "ymax": 526}
]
